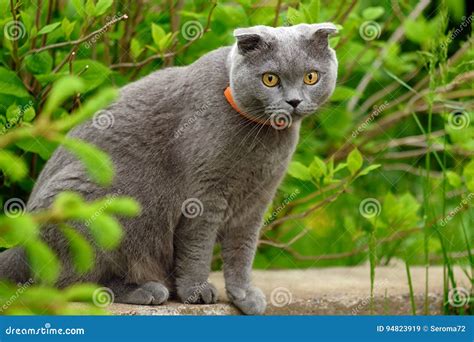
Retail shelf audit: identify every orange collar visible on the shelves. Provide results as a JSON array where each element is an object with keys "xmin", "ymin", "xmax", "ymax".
[{"xmin": 224, "ymin": 86, "xmax": 277, "ymax": 127}]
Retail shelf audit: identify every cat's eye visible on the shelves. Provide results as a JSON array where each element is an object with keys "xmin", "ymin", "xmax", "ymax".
[
  {"xmin": 304, "ymin": 71, "xmax": 319, "ymax": 85},
  {"xmin": 262, "ymin": 73, "xmax": 279, "ymax": 87}
]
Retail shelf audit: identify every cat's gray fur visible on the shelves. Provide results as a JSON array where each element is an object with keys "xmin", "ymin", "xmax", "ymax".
[{"xmin": 0, "ymin": 23, "xmax": 337, "ymax": 314}]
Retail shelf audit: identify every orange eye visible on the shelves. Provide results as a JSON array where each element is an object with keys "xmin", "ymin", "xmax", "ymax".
[
  {"xmin": 304, "ymin": 71, "xmax": 319, "ymax": 85},
  {"xmin": 262, "ymin": 73, "xmax": 279, "ymax": 87}
]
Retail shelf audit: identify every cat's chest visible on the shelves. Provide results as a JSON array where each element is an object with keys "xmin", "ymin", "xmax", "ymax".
[{"xmin": 218, "ymin": 128, "xmax": 298, "ymax": 205}]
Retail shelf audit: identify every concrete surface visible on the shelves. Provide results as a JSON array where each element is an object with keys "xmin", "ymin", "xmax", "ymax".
[{"xmin": 102, "ymin": 263, "xmax": 470, "ymax": 315}]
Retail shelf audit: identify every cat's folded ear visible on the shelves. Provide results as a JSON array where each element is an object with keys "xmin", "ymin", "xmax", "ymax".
[
  {"xmin": 308, "ymin": 22, "xmax": 338, "ymax": 48},
  {"xmin": 234, "ymin": 27, "xmax": 270, "ymax": 55}
]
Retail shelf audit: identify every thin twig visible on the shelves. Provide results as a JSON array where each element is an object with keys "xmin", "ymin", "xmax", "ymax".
[
  {"xmin": 264, "ymin": 188, "xmax": 346, "ymax": 231},
  {"xmin": 273, "ymin": 0, "xmax": 282, "ymax": 27},
  {"xmin": 9, "ymin": 0, "xmax": 19, "ymax": 70},
  {"xmin": 355, "ymin": 67, "xmax": 421, "ymax": 118},
  {"xmin": 27, "ymin": 14, "xmax": 129, "ymax": 55},
  {"xmin": 260, "ymin": 228, "xmax": 421, "ymax": 261},
  {"xmin": 165, "ymin": 0, "xmax": 184, "ymax": 66},
  {"xmin": 287, "ymin": 182, "xmax": 342, "ymax": 208},
  {"xmin": 383, "ymin": 163, "xmax": 443, "ymax": 179},
  {"xmin": 68, "ymin": 51, "xmax": 75, "ymax": 74},
  {"xmin": 110, "ymin": 1, "xmax": 217, "ymax": 70},
  {"xmin": 346, "ymin": 0, "xmax": 430, "ymax": 112},
  {"xmin": 259, "ymin": 204, "xmax": 471, "ymax": 261},
  {"xmin": 40, "ymin": 0, "xmax": 54, "ymax": 47},
  {"xmin": 337, "ymin": 0, "xmax": 358, "ymax": 25},
  {"xmin": 331, "ymin": 71, "xmax": 474, "ymax": 161}
]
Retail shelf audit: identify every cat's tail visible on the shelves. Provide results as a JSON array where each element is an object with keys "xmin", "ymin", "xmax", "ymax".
[{"xmin": 0, "ymin": 247, "xmax": 31, "ymax": 284}]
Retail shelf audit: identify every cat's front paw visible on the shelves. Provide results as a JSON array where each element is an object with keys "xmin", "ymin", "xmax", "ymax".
[
  {"xmin": 177, "ymin": 281, "xmax": 218, "ymax": 304},
  {"xmin": 227, "ymin": 286, "xmax": 267, "ymax": 315}
]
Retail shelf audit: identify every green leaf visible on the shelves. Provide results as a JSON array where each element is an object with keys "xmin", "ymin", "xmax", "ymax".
[
  {"xmin": 63, "ymin": 283, "xmax": 98, "ymax": 302},
  {"xmin": 23, "ymin": 106, "xmax": 36, "ymax": 122},
  {"xmin": 15, "ymin": 137, "xmax": 57, "ymax": 160},
  {"xmin": 24, "ymin": 52, "xmax": 53, "ymax": 74},
  {"xmin": 357, "ymin": 164, "xmax": 381, "ymax": 177},
  {"xmin": 61, "ymin": 138, "xmax": 114, "ymax": 186},
  {"xmin": 61, "ymin": 225, "xmax": 94, "ymax": 274},
  {"xmin": 308, "ymin": 156, "xmax": 327, "ymax": 180},
  {"xmin": 0, "ymin": 215, "xmax": 38, "ymax": 247},
  {"xmin": 94, "ymin": 0, "xmax": 113, "ymax": 16},
  {"xmin": 0, "ymin": 67, "xmax": 31, "ymax": 98},
  {"xmin": 287, "ymin": 161, "xmax": 311, "ymax": 181},
  {"xmin": 69, "ymin": 59, "xmax": 111, "ymax": 93},
  {"xmin": 151, "ymin": 23, "xmax": 166, "ymax": 47},
  {"xmin": 334, "ymin": 162, "xmax": 347, "ymax": 173},
  {"xmin": 104, "ymin": 197, "xmax": 141, "ymax": 217},
  {"xmin": 347, "ymin": 148, "xmax": 363, "ymax": 176},
  {"xmin": 88, "ymin": 215, "xmax": 123, "ymax": 249},
  {"xmin": 61, "ymin": 18, "xmax": 76, "ymax": 39},
  {"xmin": 362, "ymin": 7, "xmax": 385, "ymax": 20},
  {"xmin": 6, "ymin": 103, "xmax": 20, "ymax": 122},
  {"xmin": 25, "ymin": 240, "xmax": 60, "ymax": 285},
  {"xmin": 446, "ymin": 171, "xmax": 462, "ymax": 188},
  {"xmin": 158, "ymin": 32, "xmax": 174, "ymax": 52},
  {"xmin": 43, "ymin": 76, "xmax": 84, "ymax": 116},
  {"xmin": 53, "ymin": 192, "xmax": 94, "ymax": 220},
  {"xmin": 85, "ymin": 0, "xmax": 96, "ymax": 16},
  {"xmin": 37, "ymin": 22, "xmax": 61, "ymax": 35},
  {"xmin": 130, "ymin": 38, "xmax": 144, "ymax": 60},
  {"xmin": 71, "ymin": 0, "xmax": 85, "ymax": 16},
  {"xmin": 0, "ymin": 150, "xmax": 28, "ymax": 181}
]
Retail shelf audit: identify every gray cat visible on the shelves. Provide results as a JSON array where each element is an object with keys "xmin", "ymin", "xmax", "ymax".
[{"xmin": 0, "ymin": 23, "xmax": 337, "ymax": 315}]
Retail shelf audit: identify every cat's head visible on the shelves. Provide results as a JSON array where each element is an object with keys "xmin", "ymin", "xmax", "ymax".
[{"xmin": 228, "ymin": 23, "xmax": 338, "ymax": 126}]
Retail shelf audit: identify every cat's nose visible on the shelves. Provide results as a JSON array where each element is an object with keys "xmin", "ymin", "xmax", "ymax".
[{"xmin": 286, "ymin": 99, "xmax": 302, "ymax": 108}]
